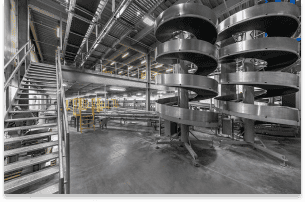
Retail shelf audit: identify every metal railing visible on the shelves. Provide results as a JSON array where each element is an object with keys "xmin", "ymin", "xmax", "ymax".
[
  {"xmin": 4, "ymin": 40, "xmax": 34, "ymax": 90},
  {"xmin": 55, "ymin": 47, "xmax": 70, "ymax": 194}
]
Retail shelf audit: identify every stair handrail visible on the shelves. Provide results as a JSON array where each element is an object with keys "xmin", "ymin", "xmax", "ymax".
[
  {"xmin": 4, "ymin": 40, "xmax": 31, "ymax": 71},
  {"xmin": 55, "ymin": 49, "xmax": 65, "ymax": 194},
  {"xmin": 4, "ymin": 43, "xmax": 34, "ymax": 90},
  {"xmin": 57, "ymin": 47, "xmax": 70, "ymax": 194}
]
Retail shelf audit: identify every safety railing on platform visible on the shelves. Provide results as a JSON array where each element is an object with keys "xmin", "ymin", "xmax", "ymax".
[{"xmin": 55, "ymin": 47, "xmax": 70, "ymax": 194}]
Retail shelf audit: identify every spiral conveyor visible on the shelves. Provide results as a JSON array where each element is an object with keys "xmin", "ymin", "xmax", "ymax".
[
  {"xmin": 154, "ymin": 2, "xmax": 300, "ymax": 166},
  {"xmin": 214, "ymin": 2, "xmax": 300, "ymax": 164},
  {"xmin": 215, "ymin": 2, "xmax": 300, "ymax": 127},
  {"xmin": 154, "ymin": 3, "xmax": 219, "ymax": 165}
]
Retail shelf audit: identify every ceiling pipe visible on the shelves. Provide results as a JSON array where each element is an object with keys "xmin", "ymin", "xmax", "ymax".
[
  {"xmin": 79, "ymin": 0, "xmax": 134, "ymax": 68},
  {"xmin": 62, "ymin": 0, "xmax": 76, "ymax": 57},
  {"xmin": 73, "ymin": 0, "xmax": 109, "ymax": 61},
  {"xmin": 96, "ymin": 0, "xmax": 164, "ymax": 68}
]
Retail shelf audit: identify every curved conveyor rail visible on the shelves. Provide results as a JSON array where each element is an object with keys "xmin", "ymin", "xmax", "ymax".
[
  {"xmin": 215, "ymin": 2, "xmax": 300, "ymax": 127},
  {"xmin": 154, "ymin": 3, "xmax": 220, "ymax": 128}
]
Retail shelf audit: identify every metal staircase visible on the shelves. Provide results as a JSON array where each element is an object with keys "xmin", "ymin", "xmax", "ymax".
[{"xmin": 4, "ymin": 43, "xmax": 70, "ymax": 194}]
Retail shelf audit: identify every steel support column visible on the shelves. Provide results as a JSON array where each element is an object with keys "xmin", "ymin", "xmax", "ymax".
[
  {"xmin": 146, "ymin": 53, "xmax": 151, "ymax": 111},
  {"xmin": 241, "ymin": 61, "xmax": 255, "ymax": 143},
  {"xmin": 179, "ymin": 60, "xmax": 189, "ymax": 143},
  {"xmin": 60, "ymin": 13, "xmax": 63, "ymax": 50}
]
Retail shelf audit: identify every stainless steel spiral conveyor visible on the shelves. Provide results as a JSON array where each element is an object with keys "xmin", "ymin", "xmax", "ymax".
[
  {"xmin": 215, "ymin": 2, "xmax": 300, "ymax": 165},
  {"xmin": 154, "ymin": 3, "xmax": 219, "ymax": 166}
]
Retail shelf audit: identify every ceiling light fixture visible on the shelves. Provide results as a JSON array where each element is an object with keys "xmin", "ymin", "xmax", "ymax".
[
  {"xmin": 118, "ymin": 71, "xmax": 123, "ymax": 74},
  {"xmin": 143, "ymin": 16, "xmax": 154, "ymax": 26},
  {"xmin": 128, "ymin": 66, "xmax": 133, "ymax": 70},
  {"xmin": 166, "ymin": 68, "xmax": 173, "ymax": 72},
  {"xmin": 109, "ymin": 86, "xmax": 126, "ymax": 91},
  {"xmin": 111, "ymin": 62, "xmax": 115, "ymax": 65},
  {"xmin": 103, "ymin": 68, "xmax": 106, "ymax": 71},
  {"xmin": 94, "ymin": 90, "xmax": 107, "ymax": 94},
  {"xmin": 141, "ymin": 60, "xmax": 146, "ymax": 64},
  {"xmin": 155, "ymin": 64, "xmax": 163, "ymax": 68},
  {"xmin": 122, "ymin": 52, "xmax": 129, "ymax": 58}
]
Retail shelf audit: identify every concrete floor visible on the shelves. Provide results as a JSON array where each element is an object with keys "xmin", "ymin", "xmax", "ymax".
[{"xmin": 69, "ymin": 122, "xmax": 301, "ymax": 194}]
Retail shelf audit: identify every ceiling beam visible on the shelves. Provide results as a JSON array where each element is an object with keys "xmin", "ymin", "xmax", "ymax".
[
  {"xmin": 79, "ymin": 0, "xmax": 134, "ymax": 67},
  {"xmin": 28, "ymin": 3, "xmax": 67, "ymax": 23},
  {"xmin": 29, "ymin": 10, "xmax": 44, "ymax": 62},
  {"xmin": 73, "ymin": 0, "xmax": 109, "ymax": 61},
  {"xmin": 62, "ymin": 0, "xmax": 76, "ymax": 56},
  {"xmin": 91, "ymin": 0, "xmax": 165, "ymax": 67}
]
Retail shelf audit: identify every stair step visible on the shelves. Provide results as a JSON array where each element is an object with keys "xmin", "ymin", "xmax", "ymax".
[
  {"xmin": 4, "ymin": 152, "xmax": 58, "ymax": 174},
  {"xmin": 12, "ymin": 104, "xmax": 57, "ymax": 107},
  {"xmin": 4, "ymin": 141, "xmax": 58, "ymax": 157},
  {"xmin": 29, "ymin": 67, "xmax": 56, "ymax": 73},
  {"xmin": 28, "ymin": 70, "xmax": 56, "ymax": 75},
  {"xmin": 21, "ymin": 83, "xmax": 57, "ymax": 88},
  {"xmin": 4, "ymin": 123, "xmax": 57, "ymax": 132},
  {"xmin": 23, "ymin": 81, "xmax": 57, "ymax": 85},
  {"xmin": 16, "ymin": 98, "xmax": 57, "ymax": 100},
  {"xmin": 18, "ymin": 92, "xmax": 57, "ymax": 95},
  {"xmin": 27, "ymin": 74, "xmax": 56, "ymax": 78},
  {"xmin": 31, "ymin": 62, "xmax": 56, "ymax": 68},
  {"xmin": 29, "ymin": 183, "xmax": 59, "ymax": 194},
  {"xmin": 29, "ymin": 66, "xmax": 55, "ymax": 70},
  {"xmin": 5, "ymin": 116, "xmax": 57, "ymax": 122},
  {"xmin": 19, "ymin": 88, "xmax": 57, "ymax": 92},
  {"xmin": 4, "ymin": 166, "xmax": 59, "ymax": 194},
  {"xmin": 9, "ymin": 110, "xmax": 57, "ymax": 114},
  {"xmin": 24, "ymin": 76, "xmax": 56, "ymax": 81},
  {"xmin": 4, "ymin": 131, "xmax": 58, "ymax": 145},
  {"xmin": 28, "ymin": 68, "xmax": 56, "ymax": 74}
]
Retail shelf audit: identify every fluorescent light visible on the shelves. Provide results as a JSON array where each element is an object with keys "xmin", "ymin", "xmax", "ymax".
[
  {"xmin": 131, "ymin": 73, "xmax": 136, "ymax": 76},
  {"xmin": 142, "ymin": 70, "xmax": 146, "ymax": 72},
  {"xmin": 111, "ymin": 62, "xmax": 115, "ymax": 65},
  {"xmin": 141, "ymin": 60, "xmax": 146, "ymax": 64},
  {"xmin": 122, "ymin": 52, "xmax": 129, "ymax": 58},
  {"xmin": 166, "ymin": 68, "xmax": 173, "ymax": 72},
  {"xmin": 103, "ymin": 68, "xmax": 106, "ymax": 71},
  {"xmin": 128, "ymin": 66, "xmax": 133, "ymax": 70},
  {"xmin": 56, "ymin": 27, "xmax": 60, "ymax": 38},
  {"xmin": 109, "ymin": 86, "xmax": 126, "ymax": 91},
  {"xmin": 155, "ymin": 64, "xmax": 163, "ymax": 68},
  {"xmin": 94, "ymin": 43, "xmax": 99, "ymax": 49},
  {"xmin": 136, "ymin": 11, "xmax": 141, "ymax": 16},
  {"xmin": 143, "ymin": 16, "xmax": 154, "ymax": 26},
  {"xmin": 123, "ymin": 94, "xmax": 128, "ymax": 97},
  {"xmin": 62, "ymin": 83, "xmax": 67, "ymax": 87},
  {"xmin": 94, "ymin": 90, "xmax": 107, "ymax": 94},
  {"xmin": 118, "ymin": 71, "xmax": 123, "ymax": 74},
  {"xmin": 137, "ymin": 93, "xmax": 142, "ymax": 96}
]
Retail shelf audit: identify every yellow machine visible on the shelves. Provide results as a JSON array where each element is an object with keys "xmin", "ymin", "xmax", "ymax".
[{"xmin": 70, "ymin": 97, "xmax": 119, "ymax": 133}]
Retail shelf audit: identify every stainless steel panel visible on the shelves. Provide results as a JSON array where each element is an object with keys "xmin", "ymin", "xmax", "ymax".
[
  {"xmin": 218, "ymin": 2, "xmax": 300, "ymax": 41},
  {"xmin": 219, "ymin": 37, "xmax": 299, "ymax": 71},
  {"xmin": 215, "ymin": 100, "xmax": 299, "ymax": 126},
  {"xmin": 154, "ymin": 3, "xmax": 217, "ymax": 44},
  {"xmin": 156, "ymin": 39, "xmax": 218, "ymax": 75}
]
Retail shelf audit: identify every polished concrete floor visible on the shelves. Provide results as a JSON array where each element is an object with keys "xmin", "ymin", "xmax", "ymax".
[{"xmin": 69, "ymin": 122, "xmax": 301, "ymax": 194}]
